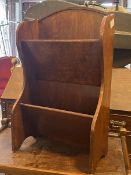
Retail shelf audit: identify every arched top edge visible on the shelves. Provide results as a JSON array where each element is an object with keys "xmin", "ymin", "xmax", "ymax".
[{"xmin": 36, "ymin": 7, "xmax": 108, "ymax": 22}]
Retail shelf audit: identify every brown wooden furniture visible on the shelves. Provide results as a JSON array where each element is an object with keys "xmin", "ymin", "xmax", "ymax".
[{"xmin": 12, "ymin": 7, "xmax": 114, "ymax": 173}]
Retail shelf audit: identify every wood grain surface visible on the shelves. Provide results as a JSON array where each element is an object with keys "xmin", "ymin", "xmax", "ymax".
[
  {"xmin": 111, "ymin": 68, "xmax": 131, "ymax": 112},
  {"xmin": 1, "ymin": 67, "xmax": 23, "ymax": 100},
  {"xmin": 0, "ymin": 129, "xmax": 126, "ymax": 175}
]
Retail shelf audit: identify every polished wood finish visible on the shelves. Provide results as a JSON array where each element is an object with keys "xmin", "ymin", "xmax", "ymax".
[
  {"xmin": 38, "ymin": 9, "xmax": 105, "ymax": 40},
  {"xmin": 0, "ymin": 129, "xmax": 126, "ymax": 175},
  {"xmin": 13, "ymin": 7, "xmax": 114, "ymax": 173}
]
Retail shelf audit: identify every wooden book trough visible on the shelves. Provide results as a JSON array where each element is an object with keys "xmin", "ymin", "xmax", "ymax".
[{"xmin": 12, "ymin": 7, "xmax": 114, "ymax": 173}]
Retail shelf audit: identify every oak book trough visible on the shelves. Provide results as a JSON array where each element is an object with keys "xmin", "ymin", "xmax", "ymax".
[{"xmin": 12, "ymin": 6, "xmax": 114, "ymax": 173}]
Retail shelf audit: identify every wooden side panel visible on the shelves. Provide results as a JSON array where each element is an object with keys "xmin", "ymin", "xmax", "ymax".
[
  {"xmin": 12, "ymin": 21, "xmax": 39, "ymax": 151},
  {"xmin": 90, "ymin": 14, "xmax": 115, "ymax": 172},
  {"xmin": 39, "ymin": 9, "xmax": 105, "ymax": 40},
  {"xmin": 11, "ymin": 99, "xmax": 26, "ymax": 151}
]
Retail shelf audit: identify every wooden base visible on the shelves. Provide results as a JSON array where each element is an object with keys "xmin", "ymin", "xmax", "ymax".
[{"xmin": 0, "ymin": 129, "xmax": 126, "ymax": 175}]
